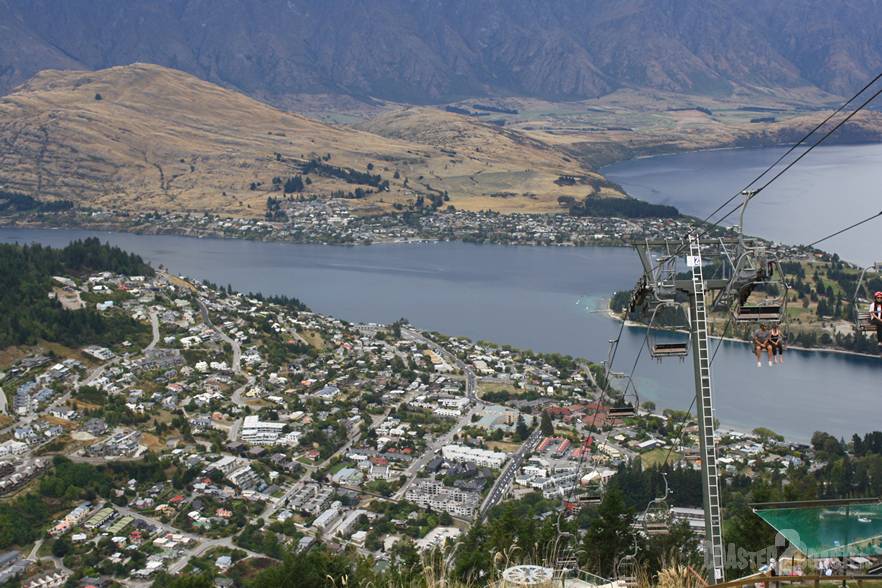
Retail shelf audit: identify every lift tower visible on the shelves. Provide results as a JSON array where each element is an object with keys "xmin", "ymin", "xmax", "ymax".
[{"xmin": 632, "ymin": 234, "xmax": 735, "ymax": 583}]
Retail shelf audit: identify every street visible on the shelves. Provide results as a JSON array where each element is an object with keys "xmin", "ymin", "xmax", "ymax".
[{"xmin": 477, "ymin": 427, "xmax": 543, "ymax": 521}]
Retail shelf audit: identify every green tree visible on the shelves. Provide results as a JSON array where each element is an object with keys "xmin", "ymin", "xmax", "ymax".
[
  {"xmin": 581, "ymin": 488, "xmax": 636, "ymax": 578},
  {"xmin": 52, "ymin": 537, "xmax": 71, "ymax": 558},
  {"xmin": 284, "ymin": 175, "xmax": 304, "ymax": 193},
  {"xmin": 515, "ymin": 415, "xmax": 529, "ymax": 441},
  {"xmin": 540, "ymin": 410, "xmax": 554, "ymax": 436},
  {"xmin": 752, "ymin": 427, "xmax": 784, "ymax": 443}
]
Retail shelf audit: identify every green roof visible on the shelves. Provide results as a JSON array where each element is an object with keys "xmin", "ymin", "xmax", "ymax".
[{"xmin": 755, "ymin": 502, "xmax": 882, "ymax": 557}]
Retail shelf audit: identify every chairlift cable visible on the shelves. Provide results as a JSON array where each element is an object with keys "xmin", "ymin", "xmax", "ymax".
[
  {"xmin": 709, "ymin": 83, "xmax": 882, "ymax": 231},
  {"xmin": 638, "ymin": 71, "xmax": 882, "ymax": 282},
  {"xmin": 564, "ymin": 317, "xmax": 627, "ymax": 503},
  {"xmin": 659, "ymin": 313, "xmax": 732, "ymax": 469},
  {"xmin": 752, "ymin": 85, "xmax": 882, "ymax": 196},
  {"xmin": 700, "ymin": 71, "xmax": 882, "ymax": 228},
  {"xmin": 806, "ymin": 210, "xmax": 882, "ymax": 248}
]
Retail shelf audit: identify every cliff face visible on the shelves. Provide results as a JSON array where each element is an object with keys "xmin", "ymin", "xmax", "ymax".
[{"xmin": 1, "ymin": 0, "xmax": 881, "ymax": 104}]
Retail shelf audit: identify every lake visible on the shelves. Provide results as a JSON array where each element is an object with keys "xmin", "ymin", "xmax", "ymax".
[
  {"xmin": 2, "ymin": 227, "xmax": 879, "ymax": 442},
  {"xmin": 603, "ymin": 143, "xmax": 882, "ymax": 267}
]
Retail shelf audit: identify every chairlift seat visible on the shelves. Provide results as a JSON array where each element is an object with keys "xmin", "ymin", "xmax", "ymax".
[
  {"xmin": 857, "ymin": 312, "xmax": 875, "ymax": 332},
  {"xmin": 733, "ymin": 304, "xmax": 782, "ymax": 323},
  {"xmin": 576, "ymin": 493, "xmax": 602, "ymax": 505},
  {"xmin": 644, "ymin": 520, "xmax": 671, "ymax": 536},
  {"xmin": 608, "ymin": 405, "xmax": 636, "ymax": 418},
  {"xmin": 650, "ymin": 342, "xmax": 689, "ymax": 358}
]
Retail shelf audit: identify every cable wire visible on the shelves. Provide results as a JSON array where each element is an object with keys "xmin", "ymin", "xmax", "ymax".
[
  {"xmin": 709, "ymin": 83, "xmax": 882, "ymax": 231},
  {"xmin": 807, "ymin": 210, "xmax": 882, "ymax": 248},
  {"xmin": 699, "ymin": 71, "xmax": 882, "ymax": 228},
  {"xmin": 565, "ymin": 317, "xmax": 627, "ymax": 503},
  {"xmin": 637, "ymin": 71, "xmax": 882, "ymax": 284}
]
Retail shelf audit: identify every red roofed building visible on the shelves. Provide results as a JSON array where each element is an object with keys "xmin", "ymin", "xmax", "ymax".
[{"xmin": 545, "ymin": 406, "xmax": 572, "ymax": 418}]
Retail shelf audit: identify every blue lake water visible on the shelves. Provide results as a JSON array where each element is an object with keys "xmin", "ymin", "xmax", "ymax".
[
  {"xmin": 2, "ymin": 227, "xmax": 879, "ymax": 442},
  {"xmin": 603, "ymin": 143, "xmax": 882, "ymax": 267}
]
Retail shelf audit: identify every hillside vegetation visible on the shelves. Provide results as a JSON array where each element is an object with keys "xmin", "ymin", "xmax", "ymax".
[
  {"xmin": 0, "ymin": 238, "xmax": 151, "ymax": 348},
  {"xmin": 0, "ymin": 64, "xmax": 609, "ymax": 215}
]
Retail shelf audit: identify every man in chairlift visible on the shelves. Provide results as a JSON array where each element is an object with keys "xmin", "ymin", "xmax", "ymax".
[
  {"xmin": 871, "ymin": 291, "xmax": 882, "ymax": 356},
  {"xmin": 753, "ymin": 323, "xmax": 773, "ymax": 367}
]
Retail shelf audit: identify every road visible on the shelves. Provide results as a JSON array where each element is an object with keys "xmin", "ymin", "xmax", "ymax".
[
  {"xmin": 402, "ymin": 327, "xmax": 480, "ymax": 403},
  {"xmin": 226, "ymin": 377, "xmax": 257, "ymax": 441},
  {"xmin": 26, "ymin": 539, "xmax": 42, "ymax": 561},
  {"xmin": 196, "ymin": 297, "xmax": 241, "ymax": 374},
  {"xmin": 110, "ymin": 504, "xmax": 264, "ymax": 575},
  {"xmin": 477, "ymin": 427, "xmax": 543, "ymax": 522},
  {"xmin": 145, "ymin": 310, "xmax": 160, "ymax": 351},
  {"xmin": 261, "ymin": 424, "xmax": 364, "ymax": 521},
  {"xmin": 392, "ymin": 404, "xmax": 481, "ymax": 500},
  {"xmin": 393, "ymin": 327, "xmax": 485, "ymax": 500}
]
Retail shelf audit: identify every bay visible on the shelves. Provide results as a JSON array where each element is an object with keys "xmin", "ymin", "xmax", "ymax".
[{"xmin": 603, "ymin": 143, "xmax": 882, "ymax": 267}]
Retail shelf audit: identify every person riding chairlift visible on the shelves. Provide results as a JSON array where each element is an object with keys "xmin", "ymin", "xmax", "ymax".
[
  {"xmin": 753, "ymin": 323, "xmax": 773, "ymax": 367},
  {"xmin": 769, "ymin": 324, "xmax": 784, "ymax": 364},
  {"xmin": 870, "ymin": 291, "xmax": 882, "ymax": 356}
]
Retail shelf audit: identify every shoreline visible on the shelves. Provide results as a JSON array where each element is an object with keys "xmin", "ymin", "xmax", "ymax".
[
  {"xmin": 3, "ymin": 223, "xmax": 874, "ymax": 362},
  {"xmin": 600, "ymin": 138, "xmax": 882, "ymax": 173},
  {"xmin": 0, "ymin": 217, "xmax": 634, "ymax": 250}
]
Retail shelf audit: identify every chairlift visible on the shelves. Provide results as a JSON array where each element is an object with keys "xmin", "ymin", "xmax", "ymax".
[
  {"xmin": 643, "ymin": 473, "xmax": 673, "ymax": 536},
  {"xmin": 720, "ymin": 191, "xmax": 790, "ymax": 324},
  {"xmin": 564, "ymin": 480, "xmax": 603, "ymax": 512},
  {"xmin": 731, "ymin": 255, "xmax": 789, "ymax": 324},
  {"xmin": 577, "ymin": 463, "xmax": 605, "ymax": 505},
  {"xmin": 552, "ymin": 520, "xmax": 581, "ymax": 576},
  {"xmin": 614, "ymin": 539, "xmax": 640, "ymax": 587},
  {"xmin": 646, "ymin": 301, "xmax": 690, "ymax": 360},
  {"xmin": 608, "ymin": 374, "xmax": 639, "ymax": 418},
  {"xmin": 853, "ymin": 264, "xmax": 881, "ymax": 333},
  {"xmin": 566, "ymin": 449, "xmax": 605, "ymax": 511}
]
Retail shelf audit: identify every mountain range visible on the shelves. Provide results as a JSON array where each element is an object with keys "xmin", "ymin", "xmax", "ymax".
[{"xmin": 2, "ymin": 0, "xmax": 882, "ymax": 105}]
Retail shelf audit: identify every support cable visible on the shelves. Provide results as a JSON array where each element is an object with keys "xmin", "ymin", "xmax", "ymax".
[{"xmin": 806, "ymin": 210, "xmax": 882, "ymax": 248}]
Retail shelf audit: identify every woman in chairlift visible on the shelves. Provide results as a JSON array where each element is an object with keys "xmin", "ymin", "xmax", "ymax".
[
  {"xmin": 769, "ymin": 324, "xmax": 784, "ymax": 364},
  {"xmin": 753, "ymin": 323, "xmax": 773, "ymax": 367},
  {"xmin": 870, "ymin": 291, "xmax": 882, "ymax": 355}
]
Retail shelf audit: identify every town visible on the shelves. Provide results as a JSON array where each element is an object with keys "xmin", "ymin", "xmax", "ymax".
[
  {"xmin": 0, "ymin": 252, "xmax": 854, "ymax": 587},
  {"xmin": 3, "ymin": 202, "xmax": 711, "ymax": 249}
]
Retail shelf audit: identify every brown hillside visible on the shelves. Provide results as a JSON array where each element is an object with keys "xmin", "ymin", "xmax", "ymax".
[{"xmin": 0, "ymin": 64, "xmax": 603, "ymax": 215}]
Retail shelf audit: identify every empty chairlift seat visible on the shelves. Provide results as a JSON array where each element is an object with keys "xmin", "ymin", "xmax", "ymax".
[
  {"xmin": 650, "ymin": 342, "xmax": 689, "ymax": 358},
  {"xmin": 733, "ymin": 303, "xmax": 782, "ymax": 323},
  {"xmin": 608, "ymin": 404, "xmax": 637, "ymax": 418}
]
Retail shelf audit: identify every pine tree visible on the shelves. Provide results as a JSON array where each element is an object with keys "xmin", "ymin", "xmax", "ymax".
[{"xmin": 540, "ymin": 410, "xmax": 554, "ymax": 436}]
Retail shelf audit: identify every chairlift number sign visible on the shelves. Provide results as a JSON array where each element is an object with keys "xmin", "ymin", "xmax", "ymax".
[{"xmin": 686, "ymin": 255, "xmax": 701, "ymax": 267}]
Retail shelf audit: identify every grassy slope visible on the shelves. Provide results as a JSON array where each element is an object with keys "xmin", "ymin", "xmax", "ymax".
[{"xmin": 0, "ymin": 64, "xmax": 606, "ymax": 216}]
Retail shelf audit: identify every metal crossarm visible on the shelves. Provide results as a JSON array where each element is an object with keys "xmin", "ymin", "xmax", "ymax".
[{"xmin": 689, "ymin": 235, "xmax": 726, "ymax": 583}]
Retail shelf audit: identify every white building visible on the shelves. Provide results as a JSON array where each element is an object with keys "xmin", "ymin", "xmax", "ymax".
[
  {"xmin": 442, "ymin": 444, "xmax": 507, "ymax": 468},
  {"xmin": 313, "ymin": 501, "xmax": 342, "ymax": 531},
  {"xmin": 416, "ymin": 526, "xmax": 462, "ymax": 552},
  {"xmin": 405, "ymin": 480, "xmax": 480, "ymax": 518},
  {"xmin": 240, "ymin": 415, "xmax": 286, "ymax": 445}
]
